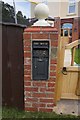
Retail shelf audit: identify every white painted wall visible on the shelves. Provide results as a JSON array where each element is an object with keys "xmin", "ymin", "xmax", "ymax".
[
  {"xmin": 60, "ymin": 1, "xmax": 79, "ymax": 19},
  {"xmin": 30, "ymin": 0, "xmax": 80, "ymax": 18},
  {"xmin": 47, "ymin": 2, "xmax": 60, "ymax": 17}
]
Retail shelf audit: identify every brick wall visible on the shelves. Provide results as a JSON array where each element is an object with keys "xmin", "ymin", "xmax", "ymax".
[
  {"xmin": 61, "ymin": 17, "xmax": 80, "ymax": 41},
  {"xmin": 61, "ymin": 18, "xmax": 74, "ymax": 25},
  {"xmin": 23, "ymin": 26, "xmax": 58, "ymax": 112},
  {"xmin": 54, "ymin": 17, "xmax": 61, "ymax": 35},
  {"xmin": 72, "ymin": 17, "xmax": 79, "ymax": 42}
]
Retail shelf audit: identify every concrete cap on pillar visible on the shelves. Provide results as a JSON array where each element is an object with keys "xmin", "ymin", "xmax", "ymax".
[{"xmin": 33, "ymin": 3, "xmax": 50, "ymax": 26}]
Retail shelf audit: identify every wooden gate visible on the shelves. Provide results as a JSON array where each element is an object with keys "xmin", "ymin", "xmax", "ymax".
[
  {"xmin": 55, "ymin": 35, "xmax": 80, "ymax": 102},
  {"xmin": 2, "ymin": 23, "xmax": 26, "ymax": 110}
]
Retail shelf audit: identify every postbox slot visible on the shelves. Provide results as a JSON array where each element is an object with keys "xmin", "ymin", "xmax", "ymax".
[
  {"xmin": 32, "ymin": 41, "xmax": 49, "ymax": 80},
  {"xmin": 33, "ymin": 49, "xmax": 49, "ymax": 58}
]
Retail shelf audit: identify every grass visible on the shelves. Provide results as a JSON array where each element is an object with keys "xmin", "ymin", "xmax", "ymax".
[
  {"xmin": 74, "ymin": 48, "xmax": 80, "ymax": 64},
  {"xmin": 0, "ymin": 107, "xmax": 2, "ymax": 120},
  {"xmin": 2, "ymin": 107, "xmax": 80, "ymax": 119}
]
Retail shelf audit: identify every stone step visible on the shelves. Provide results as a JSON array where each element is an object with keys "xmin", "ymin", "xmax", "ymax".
[{"xmin": 53, "ymin": 99, "xmax": 80, "ymax": 116}]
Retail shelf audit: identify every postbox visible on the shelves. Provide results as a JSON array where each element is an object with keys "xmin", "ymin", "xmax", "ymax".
[{"xmin": 32, "ymin": 41, "xmax": 49, "ymax": 80}]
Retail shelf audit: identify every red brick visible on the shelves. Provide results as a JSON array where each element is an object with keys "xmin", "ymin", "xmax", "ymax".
[
  {"xmin": 23, "ymin": 33, "xmax": 31, "ymax": 40},
  {"xmin": 47, "ymin": 93, "xmax": 54, "ymax": 98},
  {"xmin": 24, "ymin": 69, "xmax": 31, "ymax": 72},
  {"xmin": 25, "ymin": 107, "xmax": 38, "ymax": 112},
  {"xmin": 46, "ymin": 88, "xmax": 54, "ymax": 92},
  {"xmin": 50, "ymin": 65, "xmax": 56, "ymax": 71},
  {"xmin": 24, "ymin": 70, "xmax": 31, "ymax": 76},
  {"xmin": 48, "ymin": 83, "xmax": 55, "ymax": 87},
  {"xmin": 50, "ymin": 72, "xmax": 56, "ymax": 76},
  {"xmin": 40, "ymin": 98, "xmax": 53, "ymax": 103},
  {"xmin": 50, "ymin": 34, "xmax": 58, "ymax": 40},
  {"xmin": 24, "ymin": 41, "xmax": 31, "ymax": 46},
  {"xmin": 40, "ymin": 88, "xmax": 54, "ymax": 92},
  {"xmin": 24, "ymin": 52, "xmax": 31, "ymax": 58},
  {"xmin": 51, "ymin": 41, "xmax": 58, "ymax": 47},
  {"xmin": 32, "ymin": 82, "xmax": 46, "ymax": 87},
  {"xmin": 32, "ymin": 93, "xmax": 46, "ymax": 98},
  {"xmin": 24, "ymin": 76, "xmax": 31, "ymax": 81},
  {"xmin": 25, "ymin": 92, "xmax": 31, "ymax": 97},
  {"xmin": 47, "ymin": 103, "xmax": 54, "ymax": 107},
  {"xmin": 72, "ymin": 18, "xmax": 79, "ymax": 41},
  {"xmin": 32, "ymin": 34, "xmax": 49, "ymax": 39},
  {"xmin": 54, "ymin": 17, "xmax": 61, "ymax": 34},
  {"xmin": 24, "ymin": 47, "xmax": 31, "ymax": 51},
  {"xmin": 24, "ymin": 65, "xmax": 31, "ymax": 70},
  {"xmin": 40, "ymin": 88, "xmax": 46, "ymax": 92},
  {"xmin": 24, "ymin": 81, "xmax": 31, "ymax": 86},
  {"xmin": 24, "ymin": 27, "xmax": 41, "ymax": 32},
  {"xmin": 26, "ymin": 97, "xmax": 38, "ymax": 102},
  {"xmin": 25, "ymin": 87, "xmax": 38, "ymax": 92},
  {"xmin": 32, "ymin": 103, "xmax": 45, "ymax": 107},
  {"xmin": 24, "ymin": 27, "xmax": 57, "ymax": 32},
  {"xmin": 39, "ymin": 108, "xmax": 53, "ymax": 112},
  {"xmin": 24, "ymin": 58, "xmax": 31, "ymax": 65},
  {"xmin": 41, "ymin": 28, "xmax": 57, "ymax": 32},
  {"xmin": 51, "ymin": 59, "xmax": 57, "ymax": 64},
  {"xmin": 25, "ymin": 102, "xmax": 32, "ymax": 107},
  {"xmin": 49, "ymin": 77, "xmax": 56, "ymax": 82}
]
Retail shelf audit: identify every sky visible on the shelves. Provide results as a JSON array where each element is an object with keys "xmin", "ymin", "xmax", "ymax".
[{"xmin": 2, "ymin": 0, "xmax": 31, "ymax": 18}]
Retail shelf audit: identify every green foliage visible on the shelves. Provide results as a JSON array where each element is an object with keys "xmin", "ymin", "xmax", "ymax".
[
  {"xmin": 74, "ymin": 48, "xmax": 80, "ymax": 65},
  {"xmin": 1, "ymin": 1, "xmax": 29, "ymax": 26},
  {"xmin": 2, "ymin": 107, "xmax": 80, "ymax": 119},
  {"xmin": 16, "ymin": 11, "xmax": 29, "ymax": 25},
  {"xmin": 2, "ymin": 2, "xmax": 15, "ymax": 23}
]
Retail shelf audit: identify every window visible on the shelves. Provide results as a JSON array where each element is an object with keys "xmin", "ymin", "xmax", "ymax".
[
  {"xmin": 62, "ymin": 23, "xmax": 72, "ymax": 29},
  {"xmin": 61, "ymin": 23, "xmax": 72, "ymax": 36},
  {"xmin": 68, "ymin": 0, "xmax": 76, "ymax": 14}
]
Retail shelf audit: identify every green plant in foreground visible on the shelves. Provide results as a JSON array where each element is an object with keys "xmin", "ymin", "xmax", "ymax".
[
  {"xmin": 74, "ymin": 48, "xmax": 80, "ymax": 64},
  {"xmin": 2, "ymin": 107, "xmax": 80, "ymax": 119}
]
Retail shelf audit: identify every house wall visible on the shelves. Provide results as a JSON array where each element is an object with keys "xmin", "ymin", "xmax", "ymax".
[
  {"xmin": 30, "ymin": 0, "xmax": 80, "ymax": 19},
  {"xmin": 47, "ymin": 2, "xmax": 60, "ymax": 18},
  {"xmin": 60, "ymin": 1, "xmax": 79, "ymax": 19}
]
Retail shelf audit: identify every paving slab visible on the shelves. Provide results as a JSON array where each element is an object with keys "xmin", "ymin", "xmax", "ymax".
[{"xmin": 53, "ymin": 99, "xmax": 80, "ymax": 116}]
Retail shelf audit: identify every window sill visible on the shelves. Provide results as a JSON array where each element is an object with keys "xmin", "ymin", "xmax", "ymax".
[{"xmin": 67, "ymin": 13, "xmax": 76, "ymax": 16}]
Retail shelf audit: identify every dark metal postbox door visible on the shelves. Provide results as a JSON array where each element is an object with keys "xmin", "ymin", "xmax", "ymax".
[
  {"xmin": 32, "ymin": 42, "xmax": 49, "ymax": 80},
  {"xmin": 33, "ymin": 57, "xmax": 49, "ymax": 80}
]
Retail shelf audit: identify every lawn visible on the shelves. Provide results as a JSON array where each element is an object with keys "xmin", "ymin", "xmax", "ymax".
[
  {"xmin": 74, "ymin": 48, "xmax": 80, "ymax": 64},
  {"xmin": 2, "ymin": 107, "xmax": 80, "ymax": 119}
]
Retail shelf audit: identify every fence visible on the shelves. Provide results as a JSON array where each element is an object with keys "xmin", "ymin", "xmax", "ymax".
[
  {"xmin": 2, "ymin": 23, "xmax": 26, "ymax": 110},
  {"xmin": 55, "ymin": 36, "xmax": 80, "ymax": 102}
]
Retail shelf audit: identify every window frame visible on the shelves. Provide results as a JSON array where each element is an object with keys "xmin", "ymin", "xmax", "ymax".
[{"xmin": 68, "ymin": 0, "xmax": 76, "ymax": 15}]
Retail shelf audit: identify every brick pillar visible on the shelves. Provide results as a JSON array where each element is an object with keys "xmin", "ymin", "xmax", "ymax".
[
  {"xmin": 72, "ymin": 17, "xmax": 79, "ymax": 42},
  {"xmin": 54, "ymin": 17, "xmax": 61, "ymax": 35},
  {"xmin": 23, "ymin": 26, "xmax": 58, "ymax": 112}
]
